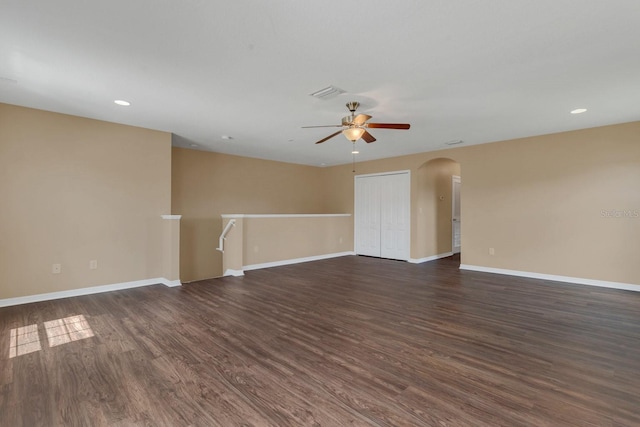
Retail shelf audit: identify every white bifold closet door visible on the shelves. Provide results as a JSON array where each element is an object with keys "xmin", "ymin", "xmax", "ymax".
[{"xmin": 355, "ymin": 171, "xmax": 410, "ymax": 261}]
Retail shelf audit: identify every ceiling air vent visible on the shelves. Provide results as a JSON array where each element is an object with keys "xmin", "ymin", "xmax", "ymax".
[{"xmin": 309, "ymin": 85, "xmax": 345, "ymax": 100}]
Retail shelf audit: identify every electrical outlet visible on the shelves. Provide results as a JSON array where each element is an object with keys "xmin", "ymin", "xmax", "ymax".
[
  {"xmin": 90, "ymin": 260, "xmax": 98, "ymax": 270},
  {"xmin": 489, "ymin": 248, "xmax": 495, "ymax": 256},
  {"xmin": 52, "ymin": 264, "xmax": 61, "ymax": 274}
]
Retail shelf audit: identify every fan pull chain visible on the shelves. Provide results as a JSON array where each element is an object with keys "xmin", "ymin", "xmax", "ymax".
[{"xmin": 352, "ymin": 142, "xmax": 357, "ymax": 173}]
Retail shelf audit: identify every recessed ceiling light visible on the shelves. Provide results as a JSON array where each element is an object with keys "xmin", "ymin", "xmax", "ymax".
[
  {"xmin": 570, "ymin": 108, "xmax": 587, "ymax": 114},
  {"xmin": 114, "ymin": 100, "xmax": 130, "ymax": 106},
  {"xmin": 221, "ymin": 135, "xmax": 233, "ymax": 140},
  {"xmin": 445, "ymin": 139, "xmax": 464, "ymax": 146},
  {"xmin": 352, "ymin": 150, "xmax": 359, "ymax": 154}
]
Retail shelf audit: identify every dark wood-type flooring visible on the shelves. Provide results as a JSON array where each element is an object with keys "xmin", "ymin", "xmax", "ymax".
[{"xmin": 1, "ymin": 255, "xmax": 640, "ymax": 426}]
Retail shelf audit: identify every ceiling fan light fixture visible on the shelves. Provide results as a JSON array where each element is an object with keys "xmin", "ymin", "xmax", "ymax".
[
  {"xmin": 304, "ymin": 101, "xmax": 410, "ymax": 145},
  {"xmin": 343, "ymin": 127, "xmax": 365, "ymax": 142}
]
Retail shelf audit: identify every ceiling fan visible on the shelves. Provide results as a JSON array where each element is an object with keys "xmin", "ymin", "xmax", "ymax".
[{"xmin": 303, "ymin": 101, "xmax": 410, "ymax": 144}]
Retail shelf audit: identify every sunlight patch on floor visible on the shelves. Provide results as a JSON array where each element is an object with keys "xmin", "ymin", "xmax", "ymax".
[
  {"xmin": 9, "ymin": 324, "xmax": 41, "ymax": 358},
  {"xmin": 44, "ymin": 314, "xmax": 94, "ymax": 347},
  {"xmin": 8, "ymin": 315, "xmax": 94, "ymax": 358}
]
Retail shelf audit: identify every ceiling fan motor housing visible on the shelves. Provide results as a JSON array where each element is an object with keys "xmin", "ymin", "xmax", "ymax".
[{"xmin": 342, "ymin": 115, "xmax": 357, "ymax": 126}]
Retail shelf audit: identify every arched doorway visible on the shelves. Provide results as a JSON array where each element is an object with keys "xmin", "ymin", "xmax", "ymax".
[{"xmin": 415, "ymin": 158, "xmax": 462, "ymax": 262}]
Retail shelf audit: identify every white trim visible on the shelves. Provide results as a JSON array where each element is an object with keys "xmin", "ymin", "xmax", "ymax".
[
  {"xmin": 223, "ymin": 269, "xmax": 245, "ymax": 277},
  {"xmin": 353, "ymin": 169, "xmax": 411, "ymax": 179},
  {"xmin": 216, "ymin": 219, "xmax": 236, "ymax": 252},
  {"xmin": 459, "ymin": 264, "xmax": 640, "ymax": 293},
  {"xmin": 161, "ymin": 279, "xmax": 182, "ymax": 287},
  {"xmin": 221, "ymin": 213, "xmax": 350, "ymax": 219},
  {"xmin": 161, "ymin": 215, "xmax": 182, "ymax": 220},
  {"xmin": 451, "ymin": 175, "xmax": 461, "ymax": 254},
  {"xmin": 0, "ymin": 277, "xmax": 180, "ymax": 308},
  {"xmin": 409, "ymin": 252, "xmax": 454, "ymax": 264},
  {"xmin": 244, "ymin": 251, "xmax": 355, "ymax": 271}
]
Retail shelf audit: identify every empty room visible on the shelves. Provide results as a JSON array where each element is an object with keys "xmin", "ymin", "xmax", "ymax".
[{"xmin": 1, "ymin": 1, "xmax": 639, "ymax": 426}]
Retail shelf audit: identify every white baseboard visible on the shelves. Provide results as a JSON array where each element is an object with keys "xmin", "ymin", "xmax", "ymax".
[
  {"xmin": 408, "ymin": 252, "xmax": 454, "ymax": 264},
  {"xmin": 223, "ymin": 269, "xmax": 245, "ymax": 277},
  {"xmin": 0, "ymin": 277, "xmax": 181, "ymax": 308},
  {"xmin": 162, "ymin": 279, "xmax": 183, "ymax": 287},
  {"xmin": 243, "ymin": 251, "xmax": 355, "ymax": 271},
  {"xmin": 459, "ymin": 264, "xmax": 640, "ymax": 293}
]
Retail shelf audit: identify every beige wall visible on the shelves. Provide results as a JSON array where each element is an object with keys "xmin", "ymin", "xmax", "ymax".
[
  {"xmin": 3, "ymin": 102, "xmax": 636, "ymax": 299},
  {"xmin": 458, "ymin": 123, "xmax": 639, "ymax": 284},
  {"xmin": 171, "ymin": 147, "xmax": 328, "ymax": 282},
  {"xmin": 243, "ymin": 216, "xmax": 352, "ymax": 266},
  {"xmin": 0, "ymin": 103, "xmax": 172, "ymax": 299},
  {"xmin": 162, "ymin": 217, "xmax": 181, "ymax": 282},
  {"xmin": 323, "ymin": 122, "xmax": 640, "ymax": 285},
  {"xmin": 217, "ymin": 215, "xmax": 351, "ymax": 274}
]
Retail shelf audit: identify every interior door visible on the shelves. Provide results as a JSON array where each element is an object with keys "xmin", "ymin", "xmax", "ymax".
[
  {"xmin": 452, "ymin": 175, "xmax": 461, "ymax": 254},
  {"xmin": 355, "ymin": 172, "xmax": 410, "ymax": 260}
]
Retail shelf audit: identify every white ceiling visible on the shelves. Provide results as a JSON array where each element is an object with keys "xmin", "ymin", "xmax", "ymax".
[{"xmin": 2, "ymin": 1, "xmax": 639, "ymax": 166}]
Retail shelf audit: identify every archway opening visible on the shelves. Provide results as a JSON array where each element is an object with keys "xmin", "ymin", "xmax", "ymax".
[{"xmin": 416, "ymin": 158, "xmax": 462, "ymax": 263}]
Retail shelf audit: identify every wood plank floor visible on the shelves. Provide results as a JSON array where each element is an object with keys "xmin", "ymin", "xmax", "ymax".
[{"xmin": 1, "ymin": 255, "xmax": 639, "ymax": 426}]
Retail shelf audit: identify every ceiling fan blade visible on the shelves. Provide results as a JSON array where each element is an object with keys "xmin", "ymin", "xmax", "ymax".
[
  {"xmin": 315, "ymin": 130, "xmax": 342, "ymax": 144},
  {"xmin": 361, "ymin": 130, "xmax": 376, "ymax": 143},
  {"xmin": 302, "ymin": 125, "xmax": 342, "ymax": 128},
  {"xmin": 353, "ymin": 114, "xmax": 372, "ymax": 126},
  {"xmin": 366, "ymin": 123, "xmax": 411, "ymax": 130}
]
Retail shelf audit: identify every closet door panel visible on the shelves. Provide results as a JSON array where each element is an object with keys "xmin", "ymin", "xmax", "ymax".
[
  {"xmin": 380, "ymin": 173, "xmax": 410, "ymax": 260},
  {"xmin": 355, "ymin": 175, "xmax": 381, "ymax": 257}
]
